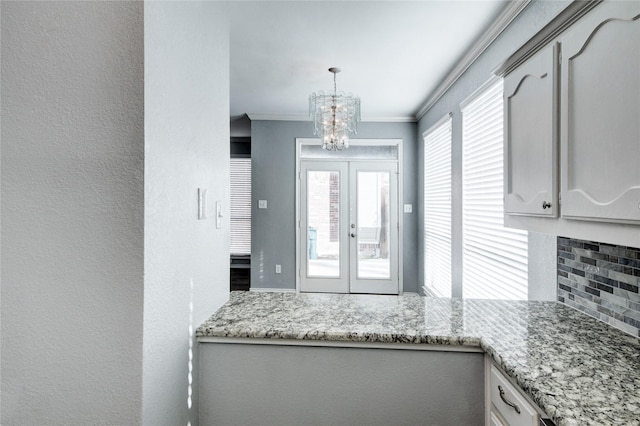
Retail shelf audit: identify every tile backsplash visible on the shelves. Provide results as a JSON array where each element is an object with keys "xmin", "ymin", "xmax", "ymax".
[{"xmin": 557, "ymin": 237, "xmax": 640, "ymax": 337}]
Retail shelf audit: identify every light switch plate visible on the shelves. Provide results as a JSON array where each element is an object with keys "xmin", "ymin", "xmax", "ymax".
[
  {"xmin": 258, "ymin": 200, "xmax": 267, "ymax": 209},
  {"xmin": 198, "ymin": 188, "xmax": 207, "ymax": 220},
  {"xmin": 403, "ymin": 204, "xmax": 413, "ymax": 213},
  {"xmin": 216, "ymin": 201, "xmax": 222, "ymax": 229}
]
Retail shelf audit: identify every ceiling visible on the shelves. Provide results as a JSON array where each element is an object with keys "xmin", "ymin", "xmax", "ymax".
[{"xmin": 225, "ymin": 1, "xmax": 515, "ymax": 123}]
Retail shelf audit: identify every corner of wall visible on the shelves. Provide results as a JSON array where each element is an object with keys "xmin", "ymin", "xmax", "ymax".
[{"xmin": 143, "ymin": 2, "xmax": 230, "ymax": 424}]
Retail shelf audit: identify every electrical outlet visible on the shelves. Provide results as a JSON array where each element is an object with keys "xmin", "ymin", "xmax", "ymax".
[{"xmin": 275, "ymin": 264, "xmax": 281, "ymax": 274}]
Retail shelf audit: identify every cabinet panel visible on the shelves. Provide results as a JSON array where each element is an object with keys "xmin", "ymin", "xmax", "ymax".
[
  {"xmin": 504, "ymin": 43, "xmax": 559, "ymax": 217},
  {"xmin": 489, "ymin": 364, "xmax": 539, "ymax": 426},
  {"xmin": 489, "ymin": 410, "xmax": 508, "ymax": 426},
  {"xmin": 201, "ymin": 343, "xmax": 485, "ymax": 426},
  {"xmin": 560, "ymin": 1, "xmax": 640, "ymax": 223}
]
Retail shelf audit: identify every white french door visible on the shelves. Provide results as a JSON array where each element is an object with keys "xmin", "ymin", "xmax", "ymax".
[{"xmin": 299, "ymin": 160, "xmax": 399, "ymax": 294}]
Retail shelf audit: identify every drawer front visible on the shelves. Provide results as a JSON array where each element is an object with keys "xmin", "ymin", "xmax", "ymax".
[{"xmin": 490, "ymin": 365, "xmax": 539, "ymax": 426}]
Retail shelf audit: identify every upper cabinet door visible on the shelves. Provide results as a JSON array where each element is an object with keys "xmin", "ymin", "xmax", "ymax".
[
  {"xmin": 504, "ymin": 43, "xmax": 559, "ymax": 217},
  {"xmin": 560, "ymin": 1, "xmax": 640, "ymax": 224}
]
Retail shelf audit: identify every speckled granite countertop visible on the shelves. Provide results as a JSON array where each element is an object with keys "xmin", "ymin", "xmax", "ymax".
[{"xmin": 196, "ymin": 291, "xmax": 640, "ymax": 426}]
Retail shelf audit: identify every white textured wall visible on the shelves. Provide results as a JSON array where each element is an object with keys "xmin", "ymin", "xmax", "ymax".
[
  {"xmin": 528, "ymin": 232, "xmax": 557, "ymax": 301},
  {"xmin": 1, "ymin": 2, "xmax": 144, "ymax": 424},
  {"xmin": 143, "ymin": 2, "xmax": 230, "ymax": 425}
]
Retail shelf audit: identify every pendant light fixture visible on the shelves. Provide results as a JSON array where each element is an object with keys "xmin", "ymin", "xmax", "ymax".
[{"xmin": 309, "ymin": 67, "xmax": 361, "ymax": 151}]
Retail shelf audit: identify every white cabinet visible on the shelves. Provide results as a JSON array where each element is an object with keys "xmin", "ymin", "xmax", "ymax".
[
  {"xmin": 504, "ymin": 43, "xmax": 559, "ymax": 217},
  {"xmin": 489, "ymin": 411, "xmax": 508, "ymax": 426},
  {"xmin": 486, "ymin": 360, "xmax": 548, "ymax": 426},
  {"xmin": 497, "ymin": 1, "xmax": 640, "ymax": 247},
  {"xmin": 560, "ymin": 1, "xmax": 640, "ymax": 224}
]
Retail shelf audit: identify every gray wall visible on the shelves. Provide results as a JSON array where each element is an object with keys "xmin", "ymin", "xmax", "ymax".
[
  {"xmin": 1, "ymin": 2, "xmax": 144, "ymax": 423},
  {"xmin": 251, "ymin": 120, "xmax": 419, "ymax": 293},
  {"xmin": 200, "ymin": 343, "xmax": 484, "ymax": 425},
  {"xmin": 143, "ymin": 2, "xmax": 230, "ymax": 425},
  {"xmin": 418, "ymin": 0, "xmax": 569, "ymax": 300}
]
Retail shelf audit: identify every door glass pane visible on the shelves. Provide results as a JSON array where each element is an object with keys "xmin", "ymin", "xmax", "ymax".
[
  {"xmin": 307, "ymin": 171, "xmax": 340, "ymax": 277},
  {"xmin": 357, "ymin": 171, "xmax": 390, "ymax": 279}
]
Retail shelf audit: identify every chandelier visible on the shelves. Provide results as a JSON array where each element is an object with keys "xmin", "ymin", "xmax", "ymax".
[{"xmin": 309, "ymin": 67, "xmax": 361, "ymax": 151}]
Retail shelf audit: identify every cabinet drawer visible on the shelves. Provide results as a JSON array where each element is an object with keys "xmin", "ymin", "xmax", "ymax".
[{"xmin": 490, "ymin": 365, "xmax": 539, "ymax": 426}]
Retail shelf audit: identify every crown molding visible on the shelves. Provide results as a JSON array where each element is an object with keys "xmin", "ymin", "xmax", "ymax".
[
  {"xmin": 493, "ymin": 0, "xmax": 602, "ymax": 77},
  {"xmin": 415, "ymin": 0, "xmax": 531, "ymax": 120},
  {"xmin": 247, "ymin": 113, "xmax": 417, "ymax": 123},
  {"xmin": 247, "ymin": 114, "xmax": 309, "ymax": 121},
  {"xmin": 362, "ymin": 116, "xmax": 417, "ymax": 123}
]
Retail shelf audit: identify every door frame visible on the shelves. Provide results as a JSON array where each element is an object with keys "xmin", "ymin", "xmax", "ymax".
[{"xmin": 295, "ymin": 138, "xmax": 404, "ymax": 295}]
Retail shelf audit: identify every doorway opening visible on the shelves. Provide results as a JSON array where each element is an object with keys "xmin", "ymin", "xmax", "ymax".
[{"xmin": 296, "ymin": 139, "xmax": 403, "ymax": 294}]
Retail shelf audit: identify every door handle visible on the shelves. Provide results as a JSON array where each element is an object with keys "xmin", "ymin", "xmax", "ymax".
[{"xmin": 498, "ymin": 385, "xmax": 521, "ymax": 414}]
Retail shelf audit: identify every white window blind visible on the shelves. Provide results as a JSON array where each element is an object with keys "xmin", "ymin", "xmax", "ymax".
[
  {"xmin": 230, "ymin": 158, "xmax": 251, "ymax": 255},
  {"xmin": 423, "ymin": 114, "xmax": 452, "ymax": 297},
  {"xmin": 461, "ymin": 79, "xmax": 528, "ymax": 300}
]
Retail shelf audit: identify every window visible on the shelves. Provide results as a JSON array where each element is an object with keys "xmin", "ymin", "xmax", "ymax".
[
  {"xmin": 423, "ymin": 114, "xmax": 452, "ymax": 297},
  {"xmin": 230, "ymin": 158, "xmax": 251, "ymax": 255},
  {"xmin": 461, "ymin": 79, "xmax": 528, "ymax": 300}
]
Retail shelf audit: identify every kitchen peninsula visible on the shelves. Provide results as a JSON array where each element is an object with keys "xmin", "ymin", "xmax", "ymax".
[{"xmin": 197, "ymin": 291, "xmax": 640, "ymax": 426}]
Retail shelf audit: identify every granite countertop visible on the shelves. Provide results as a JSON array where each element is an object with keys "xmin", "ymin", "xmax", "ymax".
[{"xmin": 196, "ymin": 291, "xmax": 640, "ymax": 426}]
